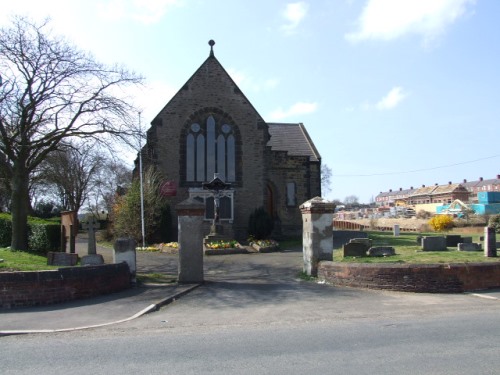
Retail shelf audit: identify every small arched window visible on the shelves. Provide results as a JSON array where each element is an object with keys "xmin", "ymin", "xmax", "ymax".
[{"xmin": 185, "ymin": 115, "xmax": 236, "ymax": 182}]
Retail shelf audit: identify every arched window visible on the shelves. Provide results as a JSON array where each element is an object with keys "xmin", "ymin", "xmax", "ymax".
[{"xmin": 185, "ymin": 115, "xmax": 236, "ymax": 182}]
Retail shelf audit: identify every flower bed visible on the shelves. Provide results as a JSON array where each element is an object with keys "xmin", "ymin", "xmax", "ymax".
[
  {"xmin": 204, "ymin": 240, "xmax": 248, "ymax": 255},
  {"xmin": 250, "ymin": 239, "xmax": 279, "ymax": 253}
]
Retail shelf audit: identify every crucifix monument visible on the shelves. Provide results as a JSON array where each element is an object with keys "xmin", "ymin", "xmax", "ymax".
[{"xmin": 202, "ymin": 173, "xmax": 231, "ymax": 235}]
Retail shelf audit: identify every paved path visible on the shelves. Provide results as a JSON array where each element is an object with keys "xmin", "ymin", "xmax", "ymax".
[{"xmin": 1, "ymin": 236, "xmax": 499, "ymax": 335}]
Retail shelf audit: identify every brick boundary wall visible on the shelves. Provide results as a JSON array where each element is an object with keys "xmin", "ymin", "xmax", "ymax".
[
  {"xmin": 318, "ymin": 261, "xmax": 500, "ymax": 293},
  {"xmin": 0, "ymin": 262, "xmax": 131, "ymax": 309}
]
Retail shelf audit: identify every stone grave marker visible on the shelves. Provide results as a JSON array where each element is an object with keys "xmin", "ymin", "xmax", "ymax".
[
  {"xmin": 367, "ymin": 246, "xmax": 396, "ymax": 257},
  {"xmin": 82, "ymin": 217, "xmax": 99, "ymax": 255},
  {"xmin": 343, "ymin": 242, "xmax": 368, "ymax": 257},
  {"xmin": 47, "ymin": 252, "xmax": 79, "ymax": 266},
  {"xmin": 457, "ymin": 243, "xmax": 481, "ymax": 252},
  {"xmin": 81, "ymin": 254, "xmax": 104, "ymax": 266},
  {"xmin": 421, "ymin": 236, "xmax": 447, "ymax": 251}
]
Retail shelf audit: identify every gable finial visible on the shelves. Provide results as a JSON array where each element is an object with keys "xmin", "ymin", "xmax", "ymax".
[{"xmin": 208, "ymin": 40, "xmax": 215, "ymax": 57}]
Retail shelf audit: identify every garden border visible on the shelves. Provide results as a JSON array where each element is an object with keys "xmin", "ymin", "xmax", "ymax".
[{"xmin": 318, "ymin": 261, "xmax": 500, "ymax": 293}]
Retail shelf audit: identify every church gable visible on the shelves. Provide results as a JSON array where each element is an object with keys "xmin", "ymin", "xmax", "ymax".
[{"xmin": 140, "ymin": 41, "xmax": 322, "ymax": 239}]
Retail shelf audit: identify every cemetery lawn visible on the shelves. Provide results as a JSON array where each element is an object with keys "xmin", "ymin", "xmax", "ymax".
[
  {"xmin": 0, "ymin": 248, "xmax": 59, "ymax": 272},
  {"xmin": 333, "ymin": 231, "xmax": 499, "ymax": 264}
]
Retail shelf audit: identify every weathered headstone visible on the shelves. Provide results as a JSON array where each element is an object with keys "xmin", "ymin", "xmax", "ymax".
[
  {"xmin": 176, "ymin": 197, "xmax": 205, "ymax": 283},
  {"xmin": 47, "ymin": 252, "xmax": 79, "ymax": 266},
  {"xmin": 457, "ymin": 243, "xmax": 481, "ymax": 252},
  {"xmin": 113, "ymin": 238, "xmax": 137, "ymax": 281},
  {"xmin": 300, "ymin": 197, "xmax": 336, "ymax": 276},
  {"xmin": 461, "ymin": 237, "xmax": 473, "ymax": 244},
  {"xmin": 82, "ymin": 217, "xmax": 100, "ymax": 255},
  {"xmin": 421, "ymin": 236, "xmax": 447, "ymax": 251},
  {"xmin": 367, "ymin": 246, "xmax": 396, "ymax": 257},
  {"xmin": 343, "ymin": 242, "xmax": 368, "ymax": 257},
  {"xmin": 446, "ymin": 235, "xmax": 462, "ymax": 247},
  {"xmin": 81, "ymin": 254, "xmax": 104, "ymax": 265},
  {"xmin": 393, "ymin": 224, "xmax": 400, "ymax": 237},
  {"xmin": 332, "ymin": 230, "xmax": 368, "ymax": 249},
  {"xmin": 349, "ymin": 238, "xmax": 372, "ymax": 247},
  {"xmin": 484, "ymin": 227, "xmax": 497, "ymax": 257}
]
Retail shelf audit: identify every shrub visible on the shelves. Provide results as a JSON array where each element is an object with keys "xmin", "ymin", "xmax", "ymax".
[
  {"xmin": 428, "ymin": 215, "xmax": 454, "ymax": 232},
  {"xmin": 248, "ymin": 207, "xmax": 274, "ymax": 240},
  {"xmin": 28, "ymin": 223, "xmax": 61, "ymax": 254},
  {"xmin": 0, "ymin": 214, "xmax": 61, "ymax": 253},
  {"xmin": 0, "ymin": 214, "xmax": 12, "ymax": 247},
  {"xmin": 489, "ymin": 214, "xmax": 500, "ymax": 233}
]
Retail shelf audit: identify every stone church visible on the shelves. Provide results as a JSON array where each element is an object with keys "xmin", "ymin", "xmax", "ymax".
[{"xmin": 139, "ymin": 41, "xmax": 322, "ymax": 240}]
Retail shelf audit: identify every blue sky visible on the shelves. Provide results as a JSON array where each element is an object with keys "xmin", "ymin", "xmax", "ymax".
[{"xmin": 2, "ymin": 0, "xmax": 499, "ymax": 203}]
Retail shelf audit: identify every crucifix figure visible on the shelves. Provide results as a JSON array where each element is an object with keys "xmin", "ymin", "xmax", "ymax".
[
  {"xmin": 202, "ymin": 174, "xmax": 231, "ymax": 235},
  {"xmin": 82, "ymin": 217, "xmax": 99, "ymax": 255}
]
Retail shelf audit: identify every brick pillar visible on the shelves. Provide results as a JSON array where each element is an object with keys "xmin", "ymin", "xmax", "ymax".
[
  {"xmin": 300, "ymin": 197, "xmax": 337, "ymax": 276},
  {"xmin": 484, "ymin": 226, "xmax": 497, "ymax": 257},
  {"xmin": 176, "ymin": 197, "xmax": 206, "ymax": 283}
]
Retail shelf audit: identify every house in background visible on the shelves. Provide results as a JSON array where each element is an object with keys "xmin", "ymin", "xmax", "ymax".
[{"xmin": 137, "ymin": 41, "xmax": 321, "ymax": 240}]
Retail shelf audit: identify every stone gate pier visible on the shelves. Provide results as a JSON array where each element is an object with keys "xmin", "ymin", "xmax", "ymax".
[
  {"xmin": 176, "ymin": 197, "xmax": 205, "ymax": 283},
  {"xmin": 300, "ymin": 197, "xmax": 336, "ymax": 276}
]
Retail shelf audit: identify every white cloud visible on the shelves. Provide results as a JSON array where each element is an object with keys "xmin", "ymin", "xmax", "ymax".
[
  {"xmin": 346, "ymin": 0, "xmax": 476, "ymax": 43},
  {"xmin": 362, "ymin": 87, "xmax": 408, "ymax": 111},
  {"xmin": 227, "ymin": 68, "xmax": 279, "ymax": 92},
  {"xmin": 268, "ymin": 101, "xmax": 318, "ymax": 121},
  {"xmin": 98, "ymin": 0, "xmax": 182, "ymax": 25},
  {"xmin": 281, "ymin": 2, "xmax": 309, "ymax": 34}
]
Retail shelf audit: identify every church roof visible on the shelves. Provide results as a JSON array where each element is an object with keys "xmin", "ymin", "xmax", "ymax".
[{"xmin": 267, "ymin": 122, "xmax": 320, "ymax": 162}]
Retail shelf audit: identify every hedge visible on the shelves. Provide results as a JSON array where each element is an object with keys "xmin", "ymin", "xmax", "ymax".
[{"xmin": 0, "ymin": 213, "xmax": 61, "ymax": 254}]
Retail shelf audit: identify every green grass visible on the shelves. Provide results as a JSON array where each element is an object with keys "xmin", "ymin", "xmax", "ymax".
[
  {"xmin": 333, "ymin": 231, "xmax": 498, "ymax": 264},
  {"xmin": 0, "ymin": 248, "xmax": 59, "ymax": 271},
  {"xmin": 136, "ymin": 273, "xmax": 177, "ymax": 284}
]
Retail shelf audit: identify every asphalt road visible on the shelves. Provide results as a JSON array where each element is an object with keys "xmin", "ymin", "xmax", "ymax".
[{"xmin": 1, "ymin": 248, "xmax": 499, "ymax": 374}]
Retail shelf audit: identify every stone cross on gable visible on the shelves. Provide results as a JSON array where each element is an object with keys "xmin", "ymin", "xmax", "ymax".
[{"xmin": 82, "ymin": 217, "xmax": 99, "ymax": 255}]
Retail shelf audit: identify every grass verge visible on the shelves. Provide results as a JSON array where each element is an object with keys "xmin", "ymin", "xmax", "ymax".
[
  {"xmin": 0, "ymin": 248, "xmax": 59, "ymax": 271},
  {"xmin": 333, "ymin": 231, "xmax": 498, "ymax": 264}
]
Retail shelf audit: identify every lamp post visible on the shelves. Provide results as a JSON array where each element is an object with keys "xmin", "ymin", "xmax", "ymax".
[
  {"xmin": 202, "ymin": 173, "xmax": 231, "ymax": 235},
  {"xmin": 138, "ymin": 112, "xmax": 146, "ymax": 249}
]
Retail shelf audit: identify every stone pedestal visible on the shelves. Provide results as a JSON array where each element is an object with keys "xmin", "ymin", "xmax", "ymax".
[
  {"xmin": 300, "ymin": 197, "xmax": 336, "ymax": 277},
  {"xmin": 484, "ymin": 227, "xmax": 497, "ymax": 257},
  {"xmin": 177, "ymin": 197, "xmax": 205, "ymax": 283},
  {"xmin": 113, "ymin": 238, "xmax": 137, "ymax": 281}
]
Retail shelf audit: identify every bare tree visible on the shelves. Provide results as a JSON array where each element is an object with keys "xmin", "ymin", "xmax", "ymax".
[
  {"xmin": 0, "ymin": 16, "xmax": 142, "ymax": 250},
  {"xmin": 321, "ymin": 163, "xmax": 332, "ymax": 196},
  {"xmin": 36, "ymin": 141, "xmax": 105, "ymax": 213},
  {"xmin": 89, "ymin": 158, "xmax": 132, "ymax": 215}
]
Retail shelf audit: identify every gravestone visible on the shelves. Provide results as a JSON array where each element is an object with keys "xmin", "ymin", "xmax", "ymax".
[
  {"xmin": 461, "ymin": 237, "xmax": 473, "ymax": 244},
  {"xmin": 332, "ymin": 230, "xmax": 368, "ymax": 249},
  {"xmin": 81, "ymin": 254, "xmax": 104, "ymax": 265},
  {"xmin": 457, "ymin": 243, "xmax": 481, "ymax": 252},
  {"xmin": 343, "ymin": 242, "xmax": 368, "ymax": 257},
  {"xmin": 349, "ymin": 238, "xmax": 372, "ymax": 247},
  {"xmin": 484, "ymin": 227, "xmax": 497, "ymax": 257},
  {"xmin": 446, "ymin": 235, "xmax": 462, "ymax": 247},
  {"xmin": 421, "ymin": 236, "xmax": 447, "ymax": 251},
  {"xmin": 367, "ymin": 246, "xmax": 396, "ymax": 257},
  {"xmin": 114, "ymin": 238, "xmax": 137, "ymax": 282},
  {"xmin": 82, "ymin": 217, "xmax": 99, "ymax": 255},
  {"xmin": 393, "ymin": 224, "xmax": 400, "ymax": 237},
  {"xmin": 47, "ymin": 252, "xmax": 79, "ymax": 266}
]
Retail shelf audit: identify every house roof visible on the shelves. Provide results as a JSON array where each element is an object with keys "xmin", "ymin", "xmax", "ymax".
[{"xmin": 267, "ymin": 122, "xmax": 320, "ymax": 162}]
